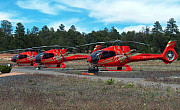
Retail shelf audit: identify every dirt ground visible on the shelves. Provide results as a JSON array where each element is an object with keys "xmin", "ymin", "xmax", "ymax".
[
  {"xmin": 0, "ymin": 54, "xmax": 15, "ymax": 64},
  {"xmin": 0, "ymin": 73, "xmax": 180, "ymax": 110},
  {"xmin": 1, "ymin": 53, "xmax": 180, "ymax": 85},
  {"xmin": 0, "ymin": 53, "xmax": 180, "ymax": 109},
  {"xmin": 0, "ymin": 54, "xmax": 16, "ymax": 58},
  {"xmin": 0, "ymin": 72, "xmax": 26, "ymax": 77}
]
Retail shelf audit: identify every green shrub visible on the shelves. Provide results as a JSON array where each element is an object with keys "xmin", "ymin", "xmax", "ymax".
[
  {"xmin": 106, "ymin": 78, "xmax": 115, "ymax": 85},
  {"xmin": 127, "ymin": 83, "xmax": 134, "ymax": 88},
  {"xmin": 0, "ymin": 65, "xmax": 12, "ymax": 73},
  {"xmin": 28, "ymin": 79, "xmax": 33, "ymax": 82}
]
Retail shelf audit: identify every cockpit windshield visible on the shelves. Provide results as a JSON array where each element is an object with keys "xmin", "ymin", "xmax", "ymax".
[
  {"xmin": 35, "ymin": 53, "xmax": 43, "ymax": 63},
  {"xmin": 12, "ymin": 54, "xmax": 19, "ymax": 62},
  {"xmin": 89, "ymin": 50, "xmax": 116, "ymax": 64},
  {"xmin": 90, "ymin": 50, "xmax": 102, "ymax": 64}
]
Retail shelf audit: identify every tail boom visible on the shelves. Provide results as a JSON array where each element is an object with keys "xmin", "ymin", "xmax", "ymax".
[
  {"xmin": 65, "ymin": 55, "xmax": 89, "ymax": 61},
  {"xmin": 129, "ymin": 41, "xmax": 178, "ymax": 64}
]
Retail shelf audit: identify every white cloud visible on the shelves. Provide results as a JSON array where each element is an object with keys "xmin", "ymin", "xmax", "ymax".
[
  {"xmin": 0, "ymin": 12, "xmax": 22, "ymax": 23},
  {"xmin": 16, "ymin": 0, "xmax": 180, "ymax": 25},
  {"xmin": 6, "ymin": 0, "xmax": 180, "ymax": 33},
  {"xmin": 117, "ymin": 25, "xmax": 153, "ymax": 33},
  {"xmin": 48, "ymin": 18, "xmax": 89, "ymax": 33},
  {"xmin": 58, "ymin": 0, "xmax": 180, "ymax": 24},
  {"xmin": 16, "ymin": 0, "xmax": 80, "ymax": 15},
  {"xmin": 76, "ymin": 26, "xmax": 89, "ymax": 33},
  {"xmin": 48, "ymin": 18, "xmax": 80, "ymax": 30},
  {"xmin": 0, "ymin": 12, "xmax": 15, "ymax": 21},
  {"xmin": 0, "ymin": 11, "xmax": 32, "ymax": 25},
  {"xmin": 16, "ymin": 0, "xmax": 59, "ymax": 15}
]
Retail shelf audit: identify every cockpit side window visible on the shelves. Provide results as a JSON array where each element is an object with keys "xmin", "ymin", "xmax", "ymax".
[
  {"xmin": 36, "ymin": 53, "xmax": 43, "ymax": 59},
  {"xmin": 101, "ymin": 51, "xmax": 109, "ymax": 59},
  {"xmin": 109, "ymin": 51, "xmax": 116, "ymax": 57},
  {"xmin": 100, "ymin": 51, "xmax": 116, "ymax": 59},
  {"xmin": 37, "ymin": 53, "xmax": 43, "ymax": 58},
  {"xmin": 42, "ymin": 53, "xmax": 54, "ymax": 59},
  {"xmin": 19, "ymin": 55, "xmax": 27, "ymax": 59}
]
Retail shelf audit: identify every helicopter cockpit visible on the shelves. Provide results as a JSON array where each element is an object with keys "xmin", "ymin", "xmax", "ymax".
[
  {"xmin": 88, "ymin": 50, "xmax": 116, "ymax": 64},
  {"xmin": 11, "ymin": 54, "xmax": 19, "ymax": 62},
  {"xmin": 34, "ymin": 53, "xmax": 43, "ymax": 63}
]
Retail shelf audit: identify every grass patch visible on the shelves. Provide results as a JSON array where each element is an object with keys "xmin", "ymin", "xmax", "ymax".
[
  {"xmin": 105, "ymin": 78, "xmax": 115, "ymax": 85},
  {"xmin": 0, "ymin": 73, "xmax": 179, "ymax": 109},
  {"xmin": 146, "ymin": 77, "xmax": 180, "ymax": 84}
]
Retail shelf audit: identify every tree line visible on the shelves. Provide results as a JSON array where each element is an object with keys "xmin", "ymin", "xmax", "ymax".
[{"xmin": 0, "ymin": 18, "xmax": 180, "ymax": 59}]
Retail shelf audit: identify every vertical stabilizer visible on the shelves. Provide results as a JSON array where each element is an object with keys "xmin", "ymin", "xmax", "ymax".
[{"xmin": 92, "ymin": 45, "xmax": 101, "ymax": 53}]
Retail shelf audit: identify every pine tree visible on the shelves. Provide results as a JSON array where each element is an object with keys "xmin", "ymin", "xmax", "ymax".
[
  {"xmin": 1, "ymin": 20, "xmax": 12, "ymax": 35},
  {"xmin": 110, "ymin": 26, "xmax": 121, "ymax": 40},
  {"xmin": 27, "ymin": 28, "xmax": 30, "ymax": 35},
  {"xmin": 59, "ymin": 24, "xmax": 65, "ymax": 31},
  {"xmin": 15, "ymin": 22, "xmax": 25, "ymax": 36},
  {"xmin": 42, "ymin": 25, "xmax": 49, "ymax": 32},
  {"xmin": 165, "ymin": 18, "xmax": 179, "ymax": 35},
  {"xmin": 31, "ymin": 26, "xmax": 39, "ymax": 34},
  {"xmin": 152, "ymin": 21, "xmax": 163, "ymax": 34},
  {"xmin": 0, "ymin": 28, "xmax": 4, "ymax": 37},
  {"xmin": 69, "ymin": 25, "xmax": 76, "ymax": 31}
]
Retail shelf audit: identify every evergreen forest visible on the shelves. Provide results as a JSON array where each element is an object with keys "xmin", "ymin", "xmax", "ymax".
[{"xmin": 0, "ymin": 18, "xmax": 180, "ymax": 60}]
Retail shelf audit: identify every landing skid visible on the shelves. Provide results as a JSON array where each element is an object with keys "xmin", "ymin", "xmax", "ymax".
[
  {"xmin": 88, "ymin": 67, "xmax": 99, "ymax": 75},
  {"xmin": 18, "ymin": 63, "xmax": 34, "ymax": 67},
  {"xmin": 103, "ymin": 65, "xmax": 131, "ymax": 71},
  {"xmin": 44, "ymin": 63, "xmax": 66, "ymax": 68}
]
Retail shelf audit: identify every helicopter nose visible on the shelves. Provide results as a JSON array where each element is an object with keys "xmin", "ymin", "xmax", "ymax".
[
  {"xmin": 87, "ymin": 56, "xmax": 91, "ymax": 63},
  {"xmin": 34, "ymin": 56, "xmax": 41, "ymax": 63},
  {"xmin": 33, "ymin": 57, "xmax": 36, "ymax": 62},
  {"xmin": 11, "ymin": 55, "xmax": 18, "ymax": 62},
  {"xmin": 11, "ymin": 58, "xmax": 17, "ymax": 62},
  {"xmin": 34, "ymin": 55, "xmax": 41, "ymax": 63}
]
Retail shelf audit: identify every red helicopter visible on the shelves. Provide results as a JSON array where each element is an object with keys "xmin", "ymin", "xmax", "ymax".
[
  {"xmin": 10, "ymin": 45, "xmax": 89, "ymax": 68},
  {"xmin": 11, "ymin": 51, "xmax": 38, "ymax": 66},
  {"xmin": 33, "ymin": 48, "xmax": 89, "ymax": 68},
  {"xmin": 87, "ymin": 40, "xmax": 178, "ymax": 72}
]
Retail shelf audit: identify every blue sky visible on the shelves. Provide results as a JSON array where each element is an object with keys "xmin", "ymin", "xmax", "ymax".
[{"xmin": 1, "ymin": 0, "xmax": 180, "ymax": 33}]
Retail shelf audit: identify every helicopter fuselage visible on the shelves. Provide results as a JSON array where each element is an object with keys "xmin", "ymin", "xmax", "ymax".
[{"xmin": 87, "ymin": 41, "xmax": 178, "ymax": 71}]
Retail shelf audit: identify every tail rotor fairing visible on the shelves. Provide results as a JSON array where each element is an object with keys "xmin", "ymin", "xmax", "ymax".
[{"xmin": 166, "ymin": 51, "xmax": 175, "ymax": 61}]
